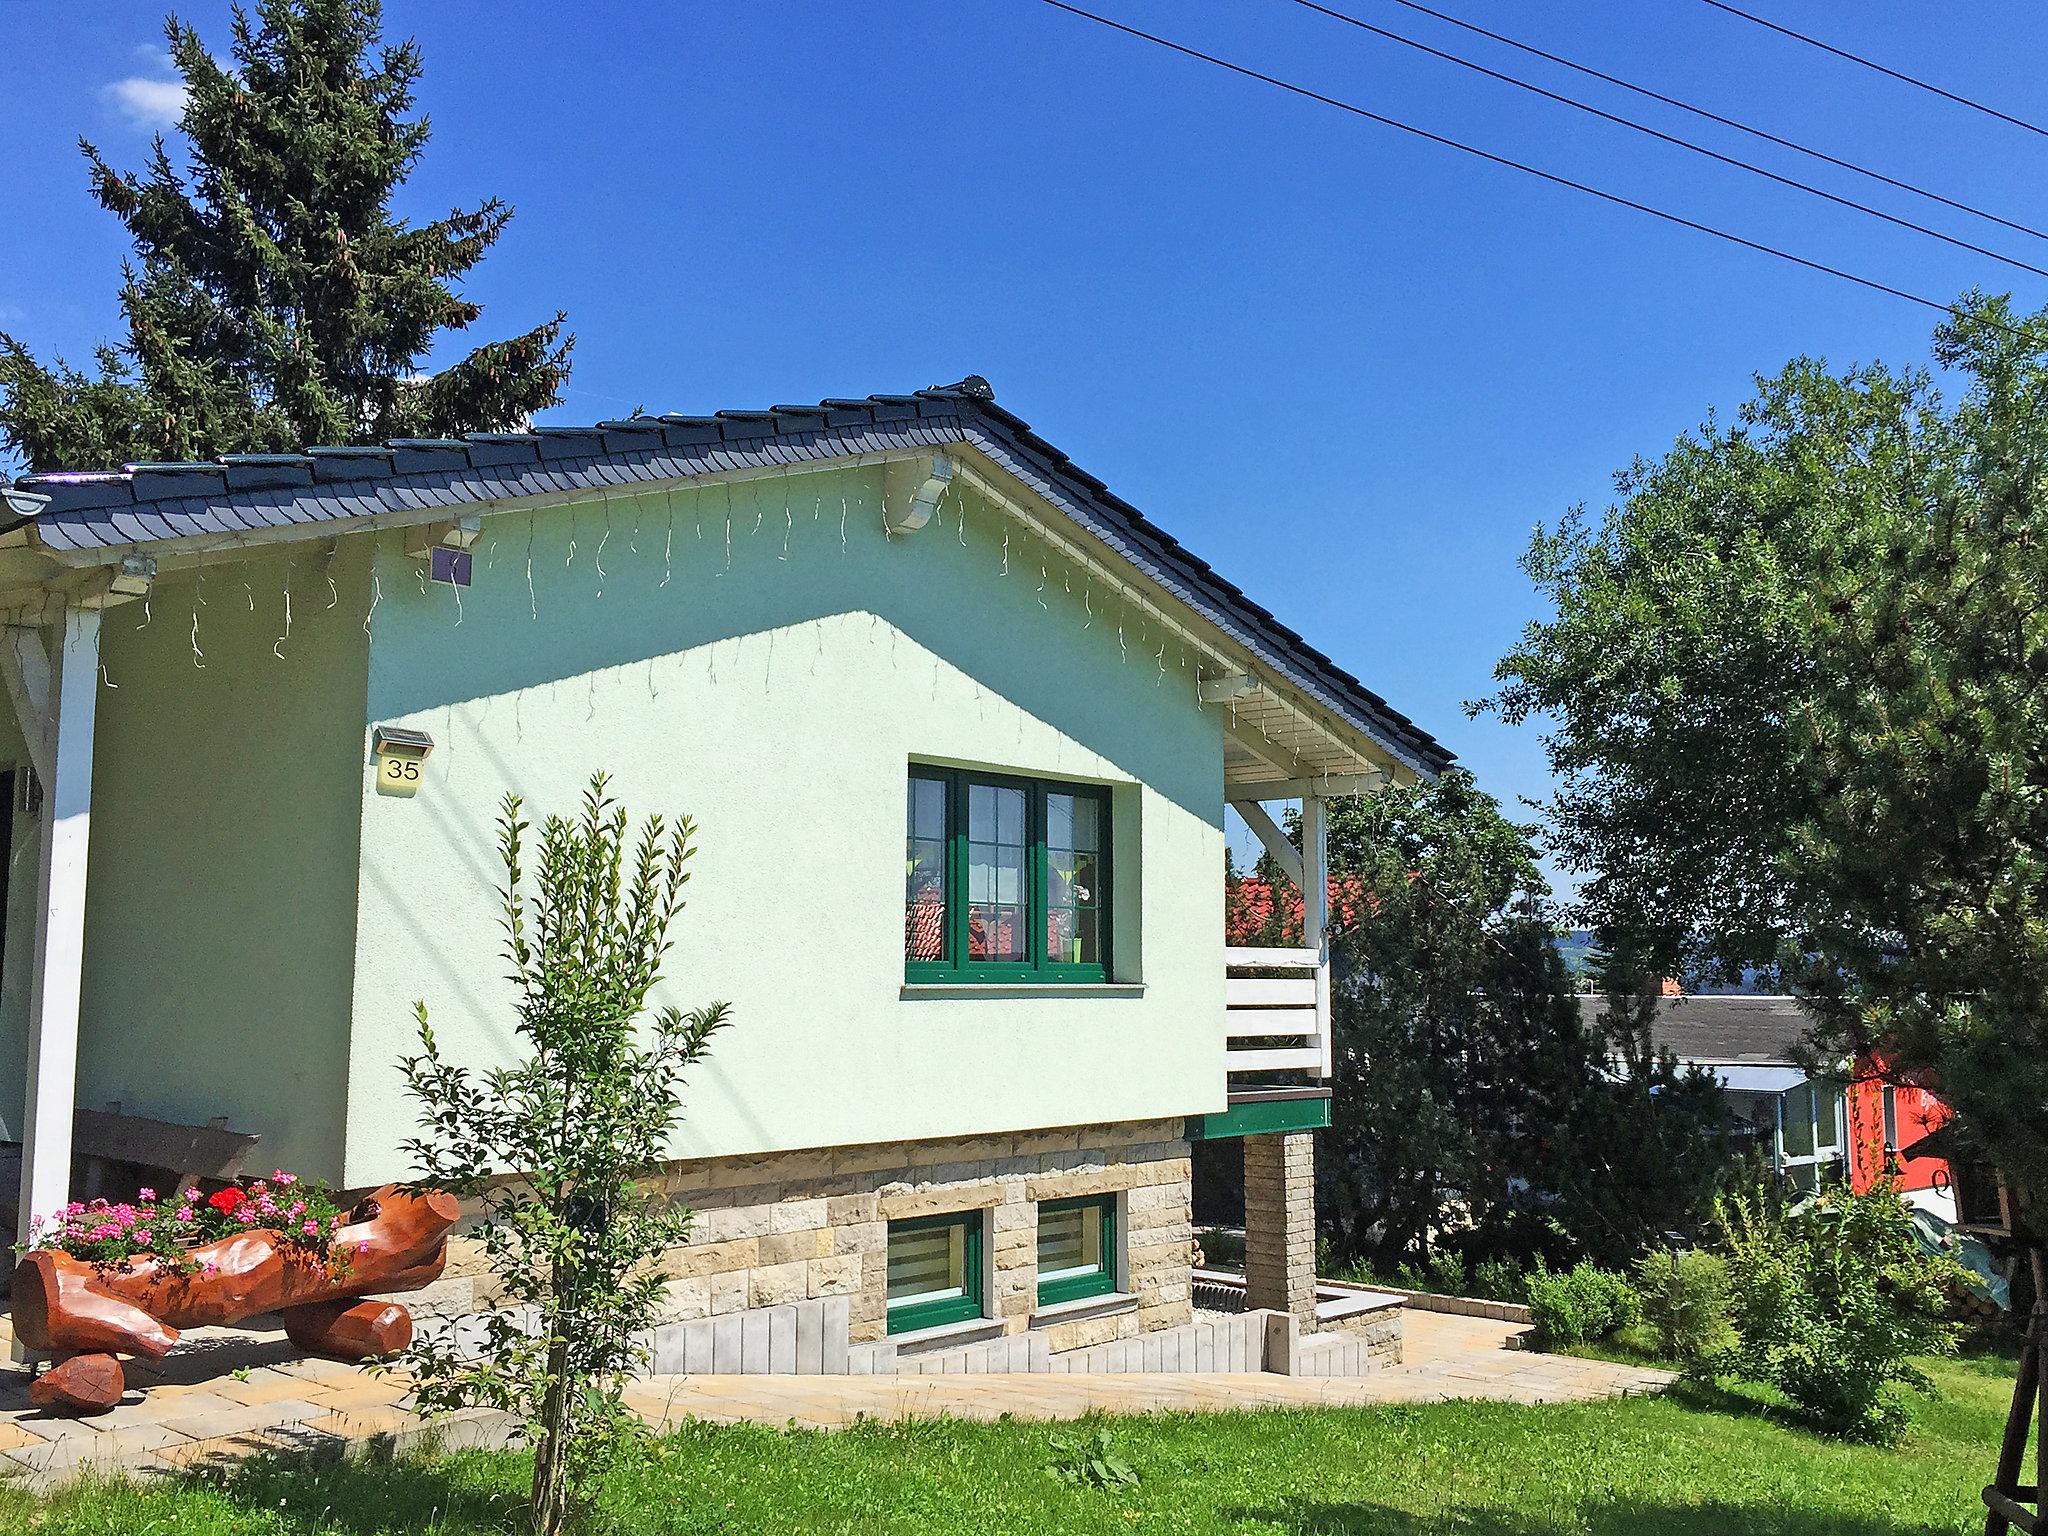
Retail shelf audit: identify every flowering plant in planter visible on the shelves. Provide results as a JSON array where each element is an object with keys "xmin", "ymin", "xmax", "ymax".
[{"xmin": 23, "ymin": 1172, "xmax": 354, "ymax": 1280}]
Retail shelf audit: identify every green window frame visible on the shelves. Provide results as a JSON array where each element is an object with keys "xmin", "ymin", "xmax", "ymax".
[
  {"xmin": 903, "ymin": 765, "xmax": 1112, "ymax": 983},
  {"xmin": 885, "ymin": 1212, "xmax": 985, "ymax": 1335},
  {"xmin": 1035, "ymin": 1195, "xmax": 1118, "ymax": 1307}
]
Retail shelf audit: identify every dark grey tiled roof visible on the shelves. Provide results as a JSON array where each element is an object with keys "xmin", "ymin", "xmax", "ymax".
[
  {"xmin": 4, "ymin": 384, "xmax": 1452, "ymax": 776},
  {"xmin": 1577, "ymin": 994, "xmax": 1816, "ymax": 1064}
]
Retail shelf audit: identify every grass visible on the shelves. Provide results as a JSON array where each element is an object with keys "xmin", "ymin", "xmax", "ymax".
[{"xmin": 0, "ymin": 1354, "xmax": 2016, "ymax": 1535}]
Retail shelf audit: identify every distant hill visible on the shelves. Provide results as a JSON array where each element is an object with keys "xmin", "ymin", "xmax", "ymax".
[
  {"xmin": 1549, "ymin": 930, "xmax": 1775, "ymax": 994},
  {"xmin": 1554, "ymin": 929, "xmax": 1598, "ymax": 977}
]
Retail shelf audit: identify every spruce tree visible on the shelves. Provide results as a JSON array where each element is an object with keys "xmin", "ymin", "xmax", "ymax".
[{"xmin": 0, "ymin": 0, "xmax": 571, "ymax": 473}]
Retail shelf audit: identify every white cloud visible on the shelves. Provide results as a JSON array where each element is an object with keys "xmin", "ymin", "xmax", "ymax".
[{"xmin": 102, "ymin": 74, "xmax": 189, "ymax": 130}]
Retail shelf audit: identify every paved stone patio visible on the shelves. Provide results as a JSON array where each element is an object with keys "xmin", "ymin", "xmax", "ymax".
[{"xmin": 0, "ymin": 1309, "xmax": 1672, "ymax": 1493}]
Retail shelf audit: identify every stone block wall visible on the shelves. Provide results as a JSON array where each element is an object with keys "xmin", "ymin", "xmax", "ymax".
[{"xmin": 406, "ymin": 1117, "xmax": 1194, "ymax": 1351}]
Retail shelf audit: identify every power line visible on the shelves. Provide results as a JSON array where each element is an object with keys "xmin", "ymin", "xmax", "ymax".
[
  {"xmin": 1699, "ymin": 0, "xmax": 2048, "ymax": 141},
  {"xmin": 1282, "ymin": 0, "xmax": 2048, "ymax": 281},
  {"xmin": 1033, "ymin": 0, "xmax": 1983, "ymax": 323},
  {"xmin": 1367, "ymin": 0, "xmax": 2048, "ymax": 246}
]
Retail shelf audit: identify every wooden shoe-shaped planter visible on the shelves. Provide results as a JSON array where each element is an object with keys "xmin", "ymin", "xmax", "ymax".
[{"xmin": 11, "ymin": 1185, "xmax": 458, "ymax": 1415}]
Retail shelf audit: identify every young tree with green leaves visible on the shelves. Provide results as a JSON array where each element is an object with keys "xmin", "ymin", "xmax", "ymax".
[
  {"xmin": 1, "ymin": 0, "xmax": 571, "ymax": 473},
  {"xmin": 1487, "ymin": 290, "xmax": 2048, "ymax": 1215},
  {"xmin": 401, "ymin": 777, "xmax": 728, "ymax": 1536}
]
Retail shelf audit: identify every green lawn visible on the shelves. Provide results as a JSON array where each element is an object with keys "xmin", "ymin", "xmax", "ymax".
[{"xmin": 0, "ymin": 1354, "xmax": 2017, "ymax": 1535}]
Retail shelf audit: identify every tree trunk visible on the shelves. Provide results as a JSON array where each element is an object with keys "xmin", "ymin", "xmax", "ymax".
[{"xmin": 529, "ymin": 1271, "xmax": 576, "ymax": 1536}]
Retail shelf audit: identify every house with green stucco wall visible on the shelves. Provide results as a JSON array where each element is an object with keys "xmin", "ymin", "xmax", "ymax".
[{"xmin": 0, "ymin": 380, "xmax": 1449, "ymax": 1376}]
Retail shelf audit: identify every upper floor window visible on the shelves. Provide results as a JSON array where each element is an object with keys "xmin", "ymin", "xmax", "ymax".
[{"xmin": 904, "ymin": 766, "xmax": 1109, "ymax": 983}]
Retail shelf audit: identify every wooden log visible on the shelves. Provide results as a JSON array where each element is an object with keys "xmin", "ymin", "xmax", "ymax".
[
  {"xmin": 1983, "ymin": 1487, "xmax": 2044, "ymax": 1535},
  {"xmin": 30, "ymin": 1353, "xmax": 124, "ymax": 1415},
  {"xmin": 282, "ymin": 1298, "xmax": 413, "ymax": 1361},
  {"xmin": 11, "ymin": 1185, "xmax": 458, "ymax": 1358}
]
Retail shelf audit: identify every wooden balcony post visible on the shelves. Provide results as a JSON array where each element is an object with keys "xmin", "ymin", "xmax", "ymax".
[
  {"xmin": 13, "ymin": 607, "xmax": 101, "ymax": 1252},
  {"xmin": 1301, "ymin": 793, "xmax": 1332, "ymax": 1080}
]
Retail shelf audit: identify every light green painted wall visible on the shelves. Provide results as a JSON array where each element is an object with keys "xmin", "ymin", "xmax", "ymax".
[
  {"xmin": 73, "ymin": 541, "xmax": 373, "ymax": 1177},
  {"xmin": 342, "ymin": 465, "xmax": 1228, "ymax": 1186}
]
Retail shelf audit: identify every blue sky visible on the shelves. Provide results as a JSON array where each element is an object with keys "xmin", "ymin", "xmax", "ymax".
[{"xmin": 6, "ymin": 1, "xmax": 2048, "ymax": 890}]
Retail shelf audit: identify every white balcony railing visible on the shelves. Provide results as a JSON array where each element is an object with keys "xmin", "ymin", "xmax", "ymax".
[{"xmin": 1224, "ymin": 946, "xmax": 1332, "ymax": 1088}]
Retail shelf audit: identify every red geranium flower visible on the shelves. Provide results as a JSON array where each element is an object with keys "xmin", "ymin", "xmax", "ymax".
[{"xmin": 209, "ymin": 1187, "xmax": 247, "ymax": 1215}]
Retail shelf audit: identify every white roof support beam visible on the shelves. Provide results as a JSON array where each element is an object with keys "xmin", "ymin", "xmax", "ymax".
[
  {"xmin": 1234, "ymin": 798, "xmax": 1304, "ymax": 890},
  {"xmin": 1228, "ymin": 772, "xmax": 1384, "ymax": 802},
  {"xmin": 1225, "ymin": 717, "xmax": 1303, "ymax": 780},
  {"xmin": 0, "ymin": 623, "xmax": 54, "ymax": 786},
  {"xmin": 1199, "ymin": 672, "xmax": 1264, "ymax": 706},
  {"xmin": 15, "ymin": 605, "xmax": 100, "ymax": 1276}
]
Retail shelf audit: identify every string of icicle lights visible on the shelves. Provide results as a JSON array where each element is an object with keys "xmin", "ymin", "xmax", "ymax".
[{"xmin": 79, "ymin": 461, "xmax": 1344, "ymax": 783}]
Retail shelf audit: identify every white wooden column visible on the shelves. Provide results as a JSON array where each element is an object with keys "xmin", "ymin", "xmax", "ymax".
[
  {"xmin": 15, "ymin": 606, "xmax": 101, "ymax": 1244},
  {"xmin": 1300, "ymin": 793, "xmax": 1332, "ymax": 1080}
]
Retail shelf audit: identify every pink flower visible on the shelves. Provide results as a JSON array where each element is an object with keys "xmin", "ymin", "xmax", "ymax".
[
  {"xmin": 134, "ymin": 1228, "xmax": 151, "ymax": 1242},
  {"xmin": 138, "ymin": 1187, "xmax": 156, "ymax": 1202},
  {"xmin": 301, "ymin": 1221, "xmax": 318, "ymax": 1236}
]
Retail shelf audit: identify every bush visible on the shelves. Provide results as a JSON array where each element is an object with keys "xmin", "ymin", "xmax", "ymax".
[
  {"xmin": 1526, "ymin": 1261, "xmax": 1640, "ymax": 1345},
  {"xmin": 1717, "ymin": 1182, "xmax": 1966, "ymax": 1442},
  {"xmin": 1470, "ymin": 1257, "xmax": 1527, "ymax": 1303},
  {"xmin": 1426, "ymin": 1251, "xmax": 1469, "ymax": 1296},
  {"xmin": 1633, "ymin": 1247, "xmax": 1735, "ymax": 1379}
]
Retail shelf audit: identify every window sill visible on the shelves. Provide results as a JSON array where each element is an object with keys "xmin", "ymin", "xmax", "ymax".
[
  {"xmin": 1029, "ymin": 1291, "xmax": 1138, "ymax": 1329},
  {"xmin": 888, "ymin": 1315, "xmax": 1007, "ymax": 1355},
  {"xmin": 900, "ymin": 983, "xmax": 1146, "ymax": 1000}
]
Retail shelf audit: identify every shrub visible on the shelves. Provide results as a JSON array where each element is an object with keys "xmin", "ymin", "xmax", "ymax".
[
  {"xmin": 1426, "ymin": 1251, "xmax": 1469, "ymax": 1296},
  {"xmin": 1717, "ymin": 1181, "xmax": 1966, "ymax": 1441},
  {"xmin": 1470, "ymin": 1257, "xmax": 1527, "ymax": 1303},
  {"xmin": 1526, "ymin": 1261, "xmax": 1640, "ymax": 1345},
  {"xmin": 1633, "ymin": 1247, "xmax": 1735, "ymax": 1379}
]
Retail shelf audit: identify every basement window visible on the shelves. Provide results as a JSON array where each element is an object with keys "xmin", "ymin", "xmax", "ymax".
[
  {"xmin": 904, "ymin": 765, "xmax": 1110, "ymax": 982},
  {"xmin": 1036, "ymin": 1195, "xmax": 1117, "ymax": 1306},
  {"xmin": 886, "ymin": 1212, "xmax": 985, "ymax": 1335}
]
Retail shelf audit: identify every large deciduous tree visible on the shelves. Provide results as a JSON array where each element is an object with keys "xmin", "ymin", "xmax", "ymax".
[
  {"xmin": 1, "ymin": 0, "xmax": 571, "ymax": 473},
  {"xmin": 1487, "ymin": 291, "xmax": 2048, "ymax": 1210}
]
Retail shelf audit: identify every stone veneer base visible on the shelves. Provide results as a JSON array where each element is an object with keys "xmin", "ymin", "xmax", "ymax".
[{"xmin": 403, "ymin": 1118, "xmax": 1195, "ymax": 1353}]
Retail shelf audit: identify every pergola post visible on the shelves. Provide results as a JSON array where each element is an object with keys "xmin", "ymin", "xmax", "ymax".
[{"xmin": 13, "ymin": 606, "xmax": 101, "ymax": 1250}]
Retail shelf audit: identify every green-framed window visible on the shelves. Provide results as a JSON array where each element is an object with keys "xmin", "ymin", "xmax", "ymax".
[
  {"xmin": 904, "ymin": 765, "xmax": 1110, "ymax": 983},
  {"xmin": 885, "ymin": 1212, "xmax": 985, "ymax": 1335},
  {"xmin": 1036, "ymin": 1195, "xmax": 1118, "ymax": 1306}
]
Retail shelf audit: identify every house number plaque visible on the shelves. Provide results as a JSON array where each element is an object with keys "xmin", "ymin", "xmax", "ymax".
[{"xmin": 371, "ymin": 724, "xmax": 434, "ymax": 799}]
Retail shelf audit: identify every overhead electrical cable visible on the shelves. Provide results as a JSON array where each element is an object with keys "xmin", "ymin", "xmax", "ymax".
[
  {"xmin": 1281, "ymin": 0, "xmax": 2048, "ymax": 280},
  {"xmin": 1034, "ymin": 0, "xmax": 2001, "ymax": 324},
  {"xmin": 1359, "ymin": 0, "xmax": 2048, "ymax": 245},
  {"xmin": 1698, "ymin": 0, "xmax": 2048, "ymax": 141}
]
